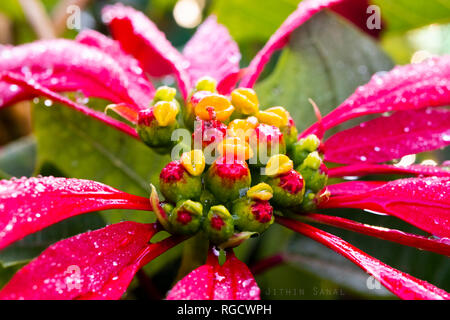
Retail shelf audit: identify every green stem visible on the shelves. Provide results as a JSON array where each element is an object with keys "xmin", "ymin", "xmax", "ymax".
[{"xmin": 175, "ymin": 232, "xmax": 209, "ymax": 281}]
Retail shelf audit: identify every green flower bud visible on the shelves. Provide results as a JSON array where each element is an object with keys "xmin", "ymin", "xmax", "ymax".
[
  {"xmin": 169, "ymin": 200, "xmax": 203, "ymax": 235},
  {"xmin": 290, "ymin": 134, "xmax": 321, "ymax": 166},
  {"xmin": 296, "ymin": 151, "xmax": 328, "ymax": 192},
  {"xmin": 300, "ymin": 189, "xmax": 317, "ymax": 212},
  {"xmin": 159, "ymin": 160, "xmax": 202, "ymax": 203},
  {"xmin": 137, "ymin": 104, "xmax": 179, "ymax": 151},
  {"xmin": 280, "ymin": 117, "xmax": 299, "ymax": 153},
  {"xmin": 203, "ymin": 205, "xmax": 234, "ymax": 245},
  {"xmin": 195, "ymin": 76, "xmax": 217, "ymax": 93},
  {"xmin": 231, "ymin": 197, "xmax": 274, "ymax": 234},
  {"xmin": 264, "ymin": 169, "xmax": 305, "ymax": 208},
  {"xmin": 153, "ymin": 86, "xmax": 177, "ymax": 103},
  {"xmin": 300, "ymin": 188, "xmax": 329, "ymax": 213},
  {"xmin": 205, "ymin": 156, "xmax": 251, "ymax": 203}
]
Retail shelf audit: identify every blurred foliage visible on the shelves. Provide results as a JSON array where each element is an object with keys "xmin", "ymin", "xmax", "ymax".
[{"xmin": 373, "ymin": 0, "xmax": 450, "ymax": 34}]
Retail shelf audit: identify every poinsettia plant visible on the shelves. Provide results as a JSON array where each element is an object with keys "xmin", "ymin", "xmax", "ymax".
[{"xmin": 0, "ymin": 0, "xmax": 449, "ymax": 300}]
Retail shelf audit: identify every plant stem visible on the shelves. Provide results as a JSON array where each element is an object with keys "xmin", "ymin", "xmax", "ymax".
[{"xmin": 174, "ymin": 232, "xmax": 209, "ymax": 281}]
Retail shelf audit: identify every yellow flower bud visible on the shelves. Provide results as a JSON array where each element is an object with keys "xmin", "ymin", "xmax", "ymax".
[
  {"xmin": 257, "ymin": 106, "xmax": 289, "ymax": 128},
  {"xmin": 180, "ymin": 149, "xmax": 206, "ymax": 176},
  {"xmin": 227, "ymin": 116, "xmax": 259, "ymax": 142},
  {"xmin": 265, "ymin": 154, "xmax": 294, "ymax": 177},
  {"xmin": 153, "ymin": 101, "xmax": 179, "ymax": 126},
  {"xmin": 231, "ymin": 88, "xmax": 259, "ymax": 115},
  {"xmin": 154, "ymin": 86, "xmax": 177, "ymax": 102},
  {"xmin": 217, "ymin": 137, "xmax": 253, "ymax": 160},
  {"xmin": 247, "ymin": 183, "xmax": 273, "ymax": 201},
  {"xmin": 195, "ymin": 76, "xmax": 217, "ymax": 93},
  {"xmin": 194, "ymin": 94, "xmax": 235, "ymax": 121}
]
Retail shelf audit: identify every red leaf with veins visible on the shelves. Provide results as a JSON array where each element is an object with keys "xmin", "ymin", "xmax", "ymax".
[
  {"xmin": 0, "ymin": 222, "xmax": 160, "ymax": 300},
  {"xmin": 0, "ymin": 177, "xmax": 151, "ymax": 250},
  {"xmin": 321, "ymin": 177, "xmax": 450, "ymax": 238},
  {"xmin": 324, "ymin": 108, "xmax": 450, "ymax": 164},
  {"xmin": 277, "ymin": 216, "xmax": 450, "ymax": 300},
  {"xmin": 302, "ymin": 56, "xmax": 450, "ymax": 136},
  {"xmin": 182, "ymin": 16, "xmax": 241, "ymax": 89},
  {"xmin": 0, "ymin": 72, "xmax": 139, "ymax": 138},
  {"xmin": 76, "ymin": 30, "xmax": 154, "ymax": 109},
  {"xmin": 240, "ymin": 0, "xmax": 346, "ymax": 88},
  {"xmin": 0, "ymin": 40, "xmax": 144, "ymax": 109},
  {"xmin": 102, "ymin": 4, "xmax": 191, "ymax": 99},
  {"xmin": 166, "ymin": 252, "xmax": 260, "ymax": 300},
  {"xmin": 326, "ymin": 181, "xmax": 386, "ymax": 196},
  {"xmin": 328, "ymin": 163, "xmax": 450, "ymax": 178}
]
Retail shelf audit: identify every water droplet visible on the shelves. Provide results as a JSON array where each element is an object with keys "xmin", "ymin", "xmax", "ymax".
[
  {"xmin": 9, "ymin": 84, "xmax": 19, "ymax": 92},
  {"xmin": 442, "ymin": 133, "xmax": 450, "ymax": 142}
]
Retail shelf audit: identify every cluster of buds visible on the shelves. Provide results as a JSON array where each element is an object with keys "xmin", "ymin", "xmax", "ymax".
[
  {"xmin": 144, "ymin": 78, "xmax": 329, "ymax": 248},
  {"xmin": 150, "ymin": 149, "xmax": 268, "ymax": 248},
  {"xmin": 136, "ymin": 86, "xmax": 181, "ymax": 153}
]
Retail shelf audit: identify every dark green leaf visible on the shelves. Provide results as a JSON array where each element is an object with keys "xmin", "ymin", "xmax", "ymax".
[
  {"xmin": 0, "ymin": 135, "xmax": 36, "ymax": 178},
  {"xmin": 255, "ymin": 11, "xmax": 394, "ymax": 133},
  {"xmin": 33, "ymin": 100, "xmax": 169, "ymax": 224}
]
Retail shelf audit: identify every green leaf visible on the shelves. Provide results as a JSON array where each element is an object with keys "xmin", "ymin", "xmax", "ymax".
[
  {"xmin": 0, "ymin": 263, "xmax": 24, "ymax": 289},
  {"xmin": 0, "ymin": 135, "xmax": 36, "ymax": 178},
  {"xmin": 211, "ymin": 0, "xmax": 298, "ymax": 43},
  {"xmin": 33, "ymin": 100, "xmax": 170, "ymax": 224},
  {"xmin": 374, "ymin": 0, "xmax": 450, "ymax": 34},
  {"xmin": 255, "ymin": 11, "xmax": 394, "ymax": 133}
]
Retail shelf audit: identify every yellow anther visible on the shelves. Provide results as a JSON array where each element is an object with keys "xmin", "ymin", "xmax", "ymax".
[
  {"xmin": 180, "ymin": 149, "xmax": 206, "ymax": 176},
  {"xmin": 257, "ymin": 106, "xmax": 289, "ymax": 128},
  {"xmin": 265, "ymin": 154, "xmax": 293, "ymax": 177},
  {"xmin": 231, "ymin": 88, "xmax": 259, "ymax": 115},
  {"xmin": 194, "ymin": 94, "xmax": 235, "ymax": 121},
  {"xmin": 217, "ymin": 137, "xmax": 253, "ymax": 160},
  {"xmin": 153, "ymin": 101, "xmax": 179, "ymax": 126},
  {"xmin": 247, "ymin": 183, "xmax": 273, "ymax": 201},
  {"xmin": 227, "ymin": 117, "xmax": 259, "ymax": 142}
]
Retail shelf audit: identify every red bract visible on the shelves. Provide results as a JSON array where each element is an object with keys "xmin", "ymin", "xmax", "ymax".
[
  {"xmin": 320, "ymin": 177, "xmax": 450, "ymax": 238},
  {"xmin": 0, "ymin": 176, "xmax": 152, "ymax": 250},
  {"xmin": 301, "ymin": 56, "xmax": 450, "ymax": 137},
  {"xmin": 328, "ymin": 163, "xmax": 450, "ymax": 178},
  {"xmin": 0, "ymin": 0, "xmax": 449, "ymax": 300},
  {"xmin": 167, "ymin": 251, "xmax": 260, "ymax": 300},
  {"xmin": 324, "ymin": 109, "xmax": 450, "ymax": 164},
  {"xmin": 276, "ymin": 217, "xmax": 450, "ymax": 300}
]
